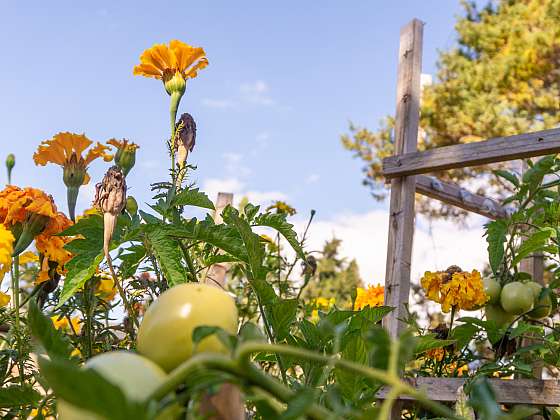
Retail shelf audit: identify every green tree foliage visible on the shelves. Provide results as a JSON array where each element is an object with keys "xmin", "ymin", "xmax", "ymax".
[
  {"xmin": 342, "ymin": 0, "xmax": 560, "ymax": 218},
  {"xmin": 301, "ymin": 238, "xmax": 364, "ymax": 308}
]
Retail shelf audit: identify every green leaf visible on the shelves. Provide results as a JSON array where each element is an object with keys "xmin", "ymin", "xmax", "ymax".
[
  {"xmin": 278, "ymin": 389, "xmax": 316, "ymax": 420},
  {"xmin": 119, "ymin": 244, "xmax": 146, "ymax": 278},
  {"xmin": 451, "ymin": 323, "xmax": 479, "ymax": 349},
  {"xmin": 39, "ymin": 357, "xmax": 149, "ymax": 420},
  {"xmin": 192, "ymin": 326, "xmax": 236, "ymax": 351},
  {"xmin": 253, "ymin": 212, "xmax": 305, "ymax": 260},
  {"xmin": 57, "ymin": 215, "xmax": 105, "ymax": 307},
  {"xmin": 239, "ymin": 322, "xmax": 267, "ymax": 343},
  {"xmin": 414, "ymin": 334, "xmax": 455, "ymax": 355},
  {"xmin": 493, "ymin": 170, "xmax": 519, "ymax": 187},
  {"xmin": 357, "ymin": 306, "xmax": 394, "ymax": 324},
  {"xmin": 171, "ymin": 188, "xmax": 215, "ymax": 210},
  {"xmin": 146, "ymin": 227, "xmax": 187, "ymax": 286},
  {"xmin": 512, "ymin": 229, "xmax": 554, "ymax": 266},
  {"xmin": 299, "ymin": 319, "xmax": 323, "ymax": 349},
  {"xmin": 0, "ymin": 385, "xmax": 41, "ymax": 408},
  {"xmin": 28, "ymin": 300, "xmax": 75, "ymax": 362},
  {"xmin": 269, "ymin": 299, "xmax": 298, "ymax": 340},
  {"xmin": 485, "ymin": 219, "xmax": 508, "ymax": 275}
]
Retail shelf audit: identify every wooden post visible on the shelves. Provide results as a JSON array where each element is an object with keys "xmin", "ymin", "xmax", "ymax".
[
  {"xmin": 205, "ymin": 192, "xmax": 234, "ymax": 287},
  {"xmin": 200, "ymin": 192, "xmax": 245, "ymax": 420},
  {"xmin": 383, "ymin": 19, "xmax": 423, "ymax": 338}
]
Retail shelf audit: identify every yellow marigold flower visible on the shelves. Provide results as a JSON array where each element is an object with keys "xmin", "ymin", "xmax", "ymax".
[
  {"xmin": 266, "ymin": 201, "xmax": 297, "ymax": 216},
  {"xmin": 19, "ymin": 251, "xmax": 39, "ymax": 265},
  {"xmin": 95, "ymin": 276, "xmax": 117, "ymax": 302},
  {"xmin": 0, "ymin": 291, "xmax": 11, "ymax": 307},
  {"xmin": 421, "ymin": 268, "xmax": 487, "ymax": 313},
  {"xmin": 0, "ymin": 224, "xmax": 14, "ymax": 278},
  {"xmin": 440, "ymin": 270, "xmax": 488, "ymax": 313},
  {"xmin": 133, "ymin": 40, "xmax": 208, "ymax": 89},
  {"xmin": 313, "ymin": 296, "xmax": 335, "ymax": 310},
  {"xmin": 354, "ymin": 284, "xmax": 384, "ymax": 310},
  {"xmin": 34, "ymin": 132, "xmax": 112, "ymax": 186},
  {"xmin": 35, "ymin": 213, "xmax": 73, "ymax": 284},
  {"xmin": 51, "ymin": 315, "xmax": 82, "ymax": 334},
  {"xmin": 420, "ymin": 271, "xmax": 444, "ymax": 302}
]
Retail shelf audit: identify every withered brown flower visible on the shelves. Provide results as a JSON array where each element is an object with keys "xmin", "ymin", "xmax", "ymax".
[
  {"xmin": 94, "ymin": 166, "xmax": 127, "ymax": 255},
  {"xmin": 174, "ymin": 113, "xmax": 196, "ymax": 168}
]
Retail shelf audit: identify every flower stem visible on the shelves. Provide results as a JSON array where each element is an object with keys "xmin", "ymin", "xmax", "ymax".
[
  {"xmin": 169, "ymin": 91, "xmax": 183, "ymax": 181},
  {"xmin": 11, "ymin": 255, "xmax": 24, "ymax": 385},
  {"xmin": 67, "ymin": 186, "xmax": 79, "ymax": 222}
]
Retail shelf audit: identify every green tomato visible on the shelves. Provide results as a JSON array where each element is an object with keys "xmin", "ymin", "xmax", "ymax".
[
  {"xmin": 483, "ymin": 277, "xmax": 501, "ymax": 305},
  {"xmin": 500, "ymin": 282, "xmax": 534, "ymax": 315},
  {"xmin": 58, "ymin": 352, "xmax": 177, "ymax": 420},
  {"xmin": 527, "ymin": 285, "xmax": 553, "ymax": 320},
  {"xmin": 485, "ymin": 304, "xmax": 515, "ymax": 327},
  {"xmin": 137, "ymin": 283, "xmax": 238, "ymax": 372}
]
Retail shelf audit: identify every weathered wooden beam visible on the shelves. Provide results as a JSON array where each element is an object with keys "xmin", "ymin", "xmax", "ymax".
[
  {"xmin": 415, "ymin": 175, "xmax": 507, "ymax": 219},
  {"xmin": 377, "ymin": 378, "xmax": 560, "ymax": 406},
  {"xmin": 383, "ymin": 19, "xmax": 423, "ymax": 339},
  {"xmin": 383, "ymin": 127, "xmax": 560, "ymax": 179}
]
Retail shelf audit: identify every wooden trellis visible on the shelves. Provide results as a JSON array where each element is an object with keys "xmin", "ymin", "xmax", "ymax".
[{"xmin": 380, "ymin": 18, "xmax": 560, "ymax": 415}]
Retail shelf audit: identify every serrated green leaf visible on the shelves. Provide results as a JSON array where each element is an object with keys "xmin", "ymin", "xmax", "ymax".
[
  {"xmin": 278, "ymin": 389, "xmax": 316, "ymax": 420},
  {"xmin": 512, "ymin": 229, "xmax": 554, "ymax": 266},
  {"xmin": 146, "ymin": 227, "xmax": 187, "ymax": 286},
  {"xmin": 28, "ymin": 301, "xmax": 75, "ymax": 362},
  {"xmin": 253, "ymin": 212, "xmax": 305, "ymax": 260},
  {"xmin": 0, "ymin": 385, "xmax": 41, "ymax": 408},
  {"xmin": 269, "ymin": 299, "xmax": 298, "ymax": 340},
  {"xmin": 484, "ymin": 219, "xmax": 508, "ymax": 275},
  {"xmin": 39, "ymin": 357, "xmax": 148, "ymax": 420},
  {"xmin": 171, "ymin": 188, "xmax": 215, "ymax": 210},
  {"xmin": 414, "ymin": 334, "xmax": 455, "ymax": 355},
  {"xmin": 493, "ymin": 170, "xmax": 519, "ymax": 187}
]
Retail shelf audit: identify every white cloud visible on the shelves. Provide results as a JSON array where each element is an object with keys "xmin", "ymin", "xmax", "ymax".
[
  {"xmin": 306, "ymin": 174, "xmax": 320, "ymax": 184},
  {"xmin": 222, "ymin": 152, "xmax": 252, "ymax": 177},
  {"xmin": 201, "ymin": 177, "xmax": 287, "ymax": 208},
  {"xmin": 293, "ymin": 210, "xmax": 487, "ymax": 286},
  {"xmin": 240, "ymin": 80, "xmax": 274, "ymax": 106},
  {"xmin": 202, "ymin": 81, "xmax": 276, "ymax": 109},
  {"xmin": 201, "ymin": 98, "xmax": 237, "ymax": 109}
]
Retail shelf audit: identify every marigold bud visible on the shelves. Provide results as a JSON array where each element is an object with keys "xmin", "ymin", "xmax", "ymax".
[
  {"xmin": 6, "ymin": 153, "xmax": 15, "ymax": 184},
  {"xmin": 163, "ymin": 70, "xmax": 187, "ymax": 97},
  {"xmin": 126, "ymin": 196, "xmax": 138, "ymax": 215},
  {"xmin": 111, "ymin": 139, "xmax": 138, "ymax": 176}
]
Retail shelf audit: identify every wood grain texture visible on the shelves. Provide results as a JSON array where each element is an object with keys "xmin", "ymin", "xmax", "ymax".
[
  {"xmin": 383, "ymin": 127, "xmax": 560, "ymax": 179},
  {"xmin": 415, "ymin": 175, "xmax": 507, "ymax": 219},
  {"xmin": 383, "ymin": 19, "xmax": 423, "ymax": 340},
  {"xmin": 377, "ymin": 378, "xmax": 560, "ymax": 406}
]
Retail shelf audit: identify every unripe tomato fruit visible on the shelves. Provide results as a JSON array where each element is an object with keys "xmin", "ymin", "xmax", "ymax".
[
  {"xmin": 526, "ymin": 283, "xmax": 552, "ymax": 320},
  {"xmin": 500, "ymin": 282, "xmax": 534, "ymax": 315},
  {"xmin": 58, "ymin": 352, "xmax": 176, "ymax": 420},
  {"xmin": 485, "ymin": 304, "xmax": 515, "ymax": 327},
  {"xmin": 137, "ymin": 283, "xmax": 238, "ymax": 372},
  {"xmin": 483, "ymin": 277, "xmax": 501, "ymax": 305}
]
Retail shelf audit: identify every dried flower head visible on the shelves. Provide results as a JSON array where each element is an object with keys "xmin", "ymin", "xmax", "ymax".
[
  {"xmin": 174, "ymin": 113, "xmax": 196, "ymax": 166},
  {"xmin": 93, "ymin": 166, "xmax": 127, "ymax": 256}
]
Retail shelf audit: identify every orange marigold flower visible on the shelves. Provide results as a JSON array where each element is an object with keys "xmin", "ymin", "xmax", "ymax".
[
  {"xmin": 95, "ymin": 275, "xmax": 117, "ymax": 302},
  {"xmin": 0, "ymin": 186, "xmax": 57, "ymax": 227},
  {"xmin": 33, "ymin": 132, "xmax": 112, "ymax": 186},
  {"xmin": 354, "ymin": 284, "xmax": 384, "ymax": 310},
  {"xmin": 51, "ymin": 315, "xmax": 82, "ymax": 334},
  {"xmin": 35, "ymin": 212, "xmax": 73, "ymax": 284},
  {"xmin": 426, "ymin": 347, "xmax": 445, "ymax": 362},
  {"xmin": 133, "ymin": 40, "xmax": 208, "ymax": 84}
]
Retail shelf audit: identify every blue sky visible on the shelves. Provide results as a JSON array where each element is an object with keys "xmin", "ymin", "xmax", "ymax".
[{"xmin": 1, "ymin": 1, "xmax": 488, "ymax": 282}]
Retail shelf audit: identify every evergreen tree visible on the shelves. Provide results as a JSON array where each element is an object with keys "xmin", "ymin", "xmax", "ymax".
[
  {"xmin": 302, "ymin": 238, "xmax": 364, "ymax": 309},
  {"xmin": 343, "ymin": 0, "xmax": 560, "ymax": 219}
]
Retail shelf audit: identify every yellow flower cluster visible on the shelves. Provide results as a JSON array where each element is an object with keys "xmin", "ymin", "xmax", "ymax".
[
  {"xmin": 266, "ymin": 201, "xmax": 297, "ymax": 216},
  {"xmin": 51, "ymin": 315, "xmax": 82, "ymax": 334},
  {"xmin": 0, "ymin": 224, "xmax": 14, "ymax": 278},
  {"xmin": 354, "ymin": 284, "xmax": 384, "ymax": 310},
  {"xmin": 420, "ymin": 269, "xmax": 488, "ymax": 313},
  {"xmin": 310, "ymin": 296, "xmax": 335, "ymax": 322},
  {"xmin": 95, "ymin": 276, "xmax": 117, "ymax": 302},
  {"xmin": 0, "ymin": 291, "xmax": 10, "ymax": 308}
]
